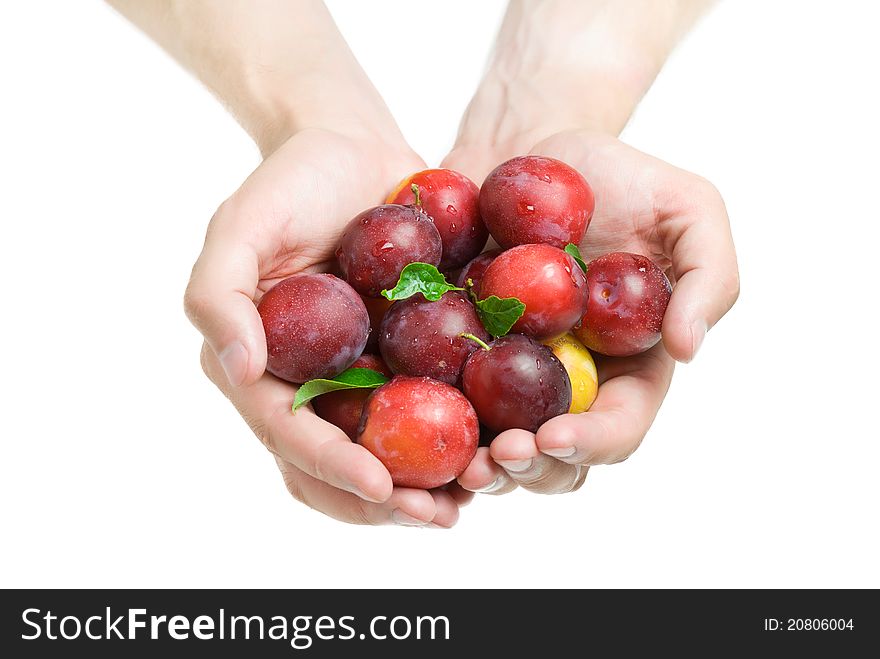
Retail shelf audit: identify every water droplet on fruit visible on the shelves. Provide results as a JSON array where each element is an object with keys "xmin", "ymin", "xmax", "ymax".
[
  {"xmin": 517, "ymin": 201, "xmax": 536, "ymax": 214},
  {"xmin": 447, "ymin": 204, "xmax": 458, "ymax": 216},
  {"xmin": 536, "ymin": 359, "xmax": 541, "ymax": 370},
  {"xmin": 539, "ymin": 377, "xmax": 544, "ymax": 386},
  {"xmin": 542, "ymin": 174, "xmax": 551, "ymax": 183},
  {"xmin": 372, "ymin": 241, "xmax": 395, "ymax": 256},
  {"xmin": 578, "ymin": 382, "xmax": 586, "ymax": 392},
  {"xmin": 449, "ymin": 222, "xmax": 457, "ymax": 233}
]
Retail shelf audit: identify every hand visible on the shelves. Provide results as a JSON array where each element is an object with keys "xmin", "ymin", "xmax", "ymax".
[
  {"xmin": 446, "ymin": 130, "xmax": 739, "ymax": 494},
  {"xmin": 185, "ymin": 128, "xmax": 474, "ymax": 526}
]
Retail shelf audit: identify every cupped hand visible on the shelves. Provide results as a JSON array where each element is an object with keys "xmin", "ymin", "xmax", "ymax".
[
  {"xmin": 185, "ymin": 128, "xmax": 474, "ymax": 526},
  {"xmin": 446, "ymin": 130, "xmax": 739, "ymax": 494}
]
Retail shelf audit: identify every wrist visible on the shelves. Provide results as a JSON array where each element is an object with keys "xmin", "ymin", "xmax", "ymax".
[
  {"xmin": 243, "ymin": 74, "xmax": 406, "ymax": 158},
  {"xmin": 454, "ymin": 0, "xmax": 711, "ymax": 154},
  {"xmin": 454, "ymin": 69, "xmax": 636, "ymax": 154}
]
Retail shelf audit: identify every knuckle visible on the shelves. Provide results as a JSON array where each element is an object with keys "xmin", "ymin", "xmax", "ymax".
[
  {"xmin": 349, "ymin": 499, "xmax": 374, "ymax": 526},
  {"xmin": 312, "ymin": 440, "xmax": 338, "ymax": 483},
  {"xmin": 183, "ymin": 280, "xmax": 212, "ymax": 326},
  {"xmin": 608, "ymin": 437, "xmax": 645, "ymax": 465},
  {"xmin": 722, "ymin": 268, "xmax": 741, "ymax": 310},
  {"xmin": 198, "ymin": 343, "xmax": 213, "ymax": 378},
  {"xmin": 255, "ymin": 403, "xmax": 291, "ymax": 457},
  {"xmin": 280, "ymin": 469, "xmax": 308, "ymax": 507}
]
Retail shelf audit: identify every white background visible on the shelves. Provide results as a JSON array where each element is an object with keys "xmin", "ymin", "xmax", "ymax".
[{"xmin": 1, "ymin": 0, "xmax": 878, "ymax": 588}]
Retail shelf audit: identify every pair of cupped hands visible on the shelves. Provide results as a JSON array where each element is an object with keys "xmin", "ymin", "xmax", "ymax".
[{"xmin": 184, "ymin": 124, "xmax": 739, "ymax": 528}]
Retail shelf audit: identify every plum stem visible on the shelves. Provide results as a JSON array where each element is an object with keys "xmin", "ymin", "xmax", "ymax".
[
  {"xmin": 460, "ymin": 333, "xmax": 491, "ymax": 351},
  {"xmin": 464, "ymin": 278, "xmax": 480, "ymax": 305},
  {"xmin": 410, "ymin": 183, "xmax": 422, "ymax": 207}
]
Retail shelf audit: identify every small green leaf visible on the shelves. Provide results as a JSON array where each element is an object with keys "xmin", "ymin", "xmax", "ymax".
[
  {"xmin": 564, "ymin": 243, "xmax": 588, "ymax": 273},
  {"xmin": 293, "ymin": 367, "xmax": 389, "ymax": 412},
  {"xmin": 474, "ymin": 295, "xmax": 526, "ymax": 338},
  {"xmin": 381, "ymin": 262, "xmax": 463, "ymax": 302}
]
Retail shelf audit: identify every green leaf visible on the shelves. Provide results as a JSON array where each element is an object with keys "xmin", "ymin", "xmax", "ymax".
[
  {"xmin": 564, "ymin": 243, "xmax": 587, "ymax": 273},
  {"xmin": 474, "ymin": 295, "xmax": 526, "ymax": 338},
  {"xmin": 381, "ymin": 262, "xmax": 463, "ymax": 302},
  {"xmin": 292, "ymin": 367, "xmax": 389, "ymax": 412}
]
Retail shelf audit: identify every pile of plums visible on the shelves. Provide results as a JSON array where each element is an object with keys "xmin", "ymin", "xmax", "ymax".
[{"xmin": 257, "ymin": 156, "xmax": 672, "ymax": 490}]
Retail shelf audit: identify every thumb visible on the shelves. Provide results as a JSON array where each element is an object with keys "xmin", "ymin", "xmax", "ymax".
[
  {"xmin": 184, "ymin": 213, "xmax": 266, "ymax": 387},
  {"xmin": 660, "ymin": 178, "xmax": 740, "ymax": 363}
]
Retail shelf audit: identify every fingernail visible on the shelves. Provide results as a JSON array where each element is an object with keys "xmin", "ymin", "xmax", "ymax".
[
  {"xmin": 690, "ymin": 320, "xmax": 707, "ymax": 361},
  {"xmin": 392, "ymin": 510, "xmax": 428, "ymax": 526},
  {"xmin": 496, "ymin": 459, "xmax": 533, "ymax": 473},
  {"xmin": 473, "ymin": 477, "xmax": 506, "ymax": 493},
  {"xmin": 541, "ymin": 447, "xmax": 576, "ymax": 458},
  {"xmin": 427, "ymin": 523, "xmax": 450, "ymax": 530},
  {"xmin": 218, "ymin": 341, "xmax": 248, "ymax": 387},
  {"xmin": 347, "ymin": 486, "xmax": 385, "ymax": 504}
]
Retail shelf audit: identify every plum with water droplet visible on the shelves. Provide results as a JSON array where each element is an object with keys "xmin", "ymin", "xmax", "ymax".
[
  {"xmin": 357, "ymin": 376, "xmax": 479, "ymax": 489},
  {"xmin": 258, "ymin": 274, "xmax": 369, "ymax": 383},
  {"xmin": 479, "ymin": 155, "xmax": 594, "ymax": 249},
  {"xmin": 312, "ymin": 353, "xmax": 392, "ymax": 440},
  {"xmin": 573, "ymin": 252, "xmax": 672, "ymax": 356},
  {"xmin": 455, "ymin": 248, "xmax": 502, "ymax": 297},
  {"xmin": 462, "ymin": 334, "xmax": 571, "ymax": 433},
  {"xmin": 387, "ymin": 168, "xmax": 488, "ymax": 270},
  {"xmin": 379, "ymin": 291, "xmax": 489, "ymax": 385},
  {"xmin": 336, "ymin": 204, "xmax": 442, "ymax": 297},
  {"xmin": 480, "ymin": 243, "xmax": 588, "ymax": 340}
]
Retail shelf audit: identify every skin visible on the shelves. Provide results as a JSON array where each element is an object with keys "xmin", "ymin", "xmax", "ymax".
[
  {"xmin": 112, "ymin": 0, "xmax": 737, "ymax": 513},
  {"xmin": 448, "ymin": 0, "xmax": 739, "ymax": 497},
  {"xmin": 111, "ymin": 0, "xmax": 472, "ymax": 526}
]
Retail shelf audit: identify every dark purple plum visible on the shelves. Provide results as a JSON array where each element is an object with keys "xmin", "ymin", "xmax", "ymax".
[
  {"xmin": 462, "ymin": 334, "xmax": 571, "ymax": 433},
  {"xmin": 455, "ymin": 248, "xmax": 502, "ymax": 298},
  {"xmin": 336, "ymin": 204, "xmax": 442, "ymax": 297},
  {"xmin": 379, "ymin": 291, "xmax": 489, "ymax": 386},
  {"xmin": 312, "ymin": 354, "xmax": 392, "ymax": 440},
  {"xmin": 258, "ymin": 274, "xmax": 369, "ymax": 384},
  {"xmin": 387, "ymin": 168, "xmax": 488, "ymax": 270}
]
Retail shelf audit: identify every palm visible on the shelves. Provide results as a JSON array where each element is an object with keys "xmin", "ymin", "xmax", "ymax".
[
  {"xmin": 532, "ymin": 132, "xmax": 671, "ymax": 268},
  {"xmin": 443, "ymin": 129, "xmax": 735, "ymax": 494},
  {"xmin": 194, "ymin": 130, "xmax": 475, "ymax": 525},
  {"xmin": 222, "ymin": 129, "xmax": 424, "ymax": 299}
]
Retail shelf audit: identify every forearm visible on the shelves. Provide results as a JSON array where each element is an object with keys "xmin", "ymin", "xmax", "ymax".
[
  {"xmin": 456, "ymin": 0, "xmax": 713, "ymax": 149},
  {"xmin": 107, "ymin": 0, "xmax": 403, "ymax": 155}
]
